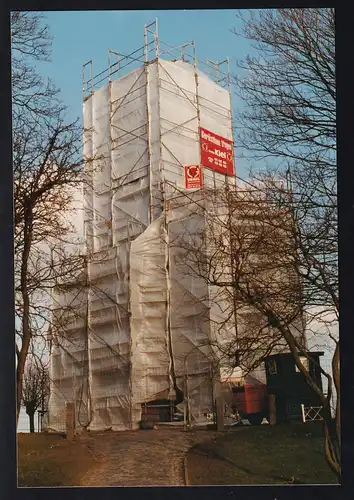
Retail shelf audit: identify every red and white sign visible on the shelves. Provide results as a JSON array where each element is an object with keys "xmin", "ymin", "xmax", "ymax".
[
  {"xmin": 200, "ymin": 127, "xmax": 234, "ymax": 176},
  {"xmin": 184, "ymin": 165, "xmax": 203, "ymax": 189}
]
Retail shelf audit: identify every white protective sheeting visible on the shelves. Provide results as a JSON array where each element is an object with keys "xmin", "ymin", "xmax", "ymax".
[
  {"xmin": 158, "ymin": 59, "xmax": 235, "ymax": 193},
  {"xmin": 87, "ymin": 247, "xmax": 131, "ymax": 430},
  {"xmin": 130, "ymin": 196, "xmax": 217, "ymax": 423},
  {"xmin": 49, "ymin": 285, "xmax": 90, "ymax": 432},
  {"xmin": 130, "ymin": 218, "xmax": 171, "ymax": 407},
  {"xmin": 167, "ymin": 194, "xmax": 216, "ymax": 421},
  {"xmin": 48, "ymin": 58, "xmax": 236, "ymax": 431}
]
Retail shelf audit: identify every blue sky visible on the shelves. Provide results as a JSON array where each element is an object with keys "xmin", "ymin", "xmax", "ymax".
[{"xmin": 35, "ymin": 9, "xmax": 254, "ymax": 178}]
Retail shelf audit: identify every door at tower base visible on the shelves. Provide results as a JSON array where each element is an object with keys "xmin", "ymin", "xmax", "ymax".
[
  {"xmin": 200, "ymin": 127, "xmax": 234, "ymax": 176},
  {"xmin": 185, "ymin": 165, "xmax": 203, "ymax": 189}
]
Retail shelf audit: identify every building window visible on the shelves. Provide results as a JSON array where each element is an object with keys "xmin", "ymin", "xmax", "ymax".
[
  {"xmin": 295, "ymin": 356, "xmax": 309, "ymax": 372},
  {"xmin": 268, "ymin": 359, "xmax": 277, "ymax": 375}
]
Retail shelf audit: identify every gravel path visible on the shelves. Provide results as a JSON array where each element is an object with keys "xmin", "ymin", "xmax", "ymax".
[{"xmin": 79, "ymin": 427, "xmax": 220, "ymax": 487}]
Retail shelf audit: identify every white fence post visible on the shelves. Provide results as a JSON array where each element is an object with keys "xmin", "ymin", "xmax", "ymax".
[{"xmin": 301, "ymin": 403, "xmax": 305, "ymax": 423}]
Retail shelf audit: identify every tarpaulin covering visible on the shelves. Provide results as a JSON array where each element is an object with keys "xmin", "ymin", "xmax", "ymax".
[{"xmin": 48, "ymin": 58, "xmax": 236, "ymax": 431}]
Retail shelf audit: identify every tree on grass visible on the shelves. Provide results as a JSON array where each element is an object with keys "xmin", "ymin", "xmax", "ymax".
[
  {"xmin": 174, "ymin": 181, "xmax": 339, "ymax": 477},
  {"xmin": 22, "ymin": 359, "xmax": 49, "ymax": 433},
  {"xmin": 11, "ymin": 12, "xmax": 87, "ymax": 425},
  {"xmin": 170, "ymin": 7, "xmax": 338, "ymax": 475},
  {"xmin": 223, "ymin": 7, "xmax": 338, "ymax": 475}
]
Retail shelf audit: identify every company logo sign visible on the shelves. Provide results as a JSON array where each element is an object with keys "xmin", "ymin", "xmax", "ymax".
[
  {"xmin": 200, "ymin": 127, "xmax": 234, "ymax": 176},
  {"xmin": 184, "ymin": 165, "xmax": 203, "ymax": 189}
]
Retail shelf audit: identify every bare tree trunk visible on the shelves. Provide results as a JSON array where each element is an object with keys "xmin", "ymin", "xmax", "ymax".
[
  {"xmin": 17, "ymin": 362, "xmax": 25, "ymax": 424},
  {"xmin": 28, "ymin": 412, "xmax": 35, "ymax": 433},
  {"xmin": 274, "ymin": 314, "xmax": 340, "ymax": 477},
  {"xmin": 324, "ymin": 417, "xmax": 340, "ymax": 479},
  {"xmin": 17, "ymin": 312, "xmax": 31, "ymax": 424},
  {"xmin": 17, "ymin": 209, "xmax": 32, "ymax": 425},
  {"xmin": 332, "ymin": 342, "xmax": 340, "ymax": 445}
]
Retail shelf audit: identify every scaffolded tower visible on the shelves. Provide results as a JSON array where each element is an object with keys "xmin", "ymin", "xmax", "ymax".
[{"xmin": 48, "ymin": 20, "xmax": 236, "ymax": 432}]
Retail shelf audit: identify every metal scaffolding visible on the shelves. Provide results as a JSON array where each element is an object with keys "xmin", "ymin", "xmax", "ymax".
[
  {"xmin": 49, "ymin": 19, "xmax": 236, "ymax": 433},
  {"xmin": 82, "ymin": 18, "xmax": 231, "ymax": 100}
]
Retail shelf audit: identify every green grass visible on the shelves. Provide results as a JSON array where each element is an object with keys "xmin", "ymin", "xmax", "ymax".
[
  {"xmin": 187, "ymin": 422, "xmax": 338, "ymax": 485},
  {"xmin": 17, "ymin": 433, "xmax": 95, "ymax": 487}
]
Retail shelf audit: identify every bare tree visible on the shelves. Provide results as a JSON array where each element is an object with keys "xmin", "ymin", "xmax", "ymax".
[
  {"xmin": 233, "ymin": 9, "xmax": 335, "ymax": 168},
  {"xmin": 13, "ymin": 114, "xmax": 84, "ymax": 425},
  {"xmin": 232, "ymin": 8, "xmax": 337, "ymax": 321},
  {"xmin": 173, "ymin": 181, "xmax": 339, "ymax": 477},
  {"xmin": 11, "ymin": 12, "xmax": 87, "ymax": 425},
  {"xmin": 22, "ymin": 359, "xmax": 49, "ymax": 433},
  {"xmin": 225, "ymin": 8, "xmax": 339, "ymax": 476}
]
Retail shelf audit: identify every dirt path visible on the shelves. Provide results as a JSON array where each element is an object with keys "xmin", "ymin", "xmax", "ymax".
[{"xmin": 79, "ymin": 427, "xmax": 220, "ymax": 486}]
